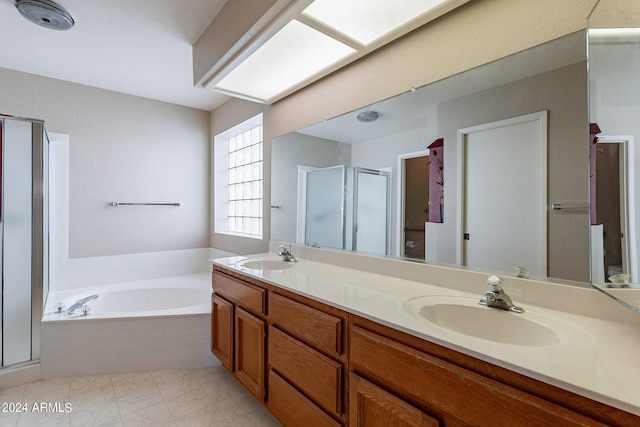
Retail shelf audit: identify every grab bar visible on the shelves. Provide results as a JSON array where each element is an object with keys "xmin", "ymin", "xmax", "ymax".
[{"xmin": 111, "ymin": 202, "xmax": 180, "ymax": 207}]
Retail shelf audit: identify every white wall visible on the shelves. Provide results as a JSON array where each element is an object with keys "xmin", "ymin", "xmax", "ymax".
[{"xmin": 0, "ymin": 67, "xmax": 210, "ymax": 258}]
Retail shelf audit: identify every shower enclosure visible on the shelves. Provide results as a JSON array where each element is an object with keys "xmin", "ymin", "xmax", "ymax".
[
  {"xmin": 301, "ymin": 166, "xmax": 390, "ymax": 255},
  {"xmin": 1, "ymin": 115, "xmax": 48, "ymax": 370}
]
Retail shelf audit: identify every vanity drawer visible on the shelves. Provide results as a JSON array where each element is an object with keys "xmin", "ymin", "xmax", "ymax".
[
  {"xmin": 269, "ymin": 326, "xmax": 343, "ymax": 417},
  {"xmin": 269, "ymin": 292, "xmax": 343, "ymax": 356},
  {"xmin": 213, "ymin": 270, "xmax": 265, "ymax": 315},
  {"xmin": 268, "ymin": 370, "xmax": 341, "ymax": 427}
]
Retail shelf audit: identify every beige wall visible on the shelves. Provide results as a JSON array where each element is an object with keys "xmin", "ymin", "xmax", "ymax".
[
  {"xmin": 0, "ymin": 68, "xmax": 210, "ymax": 258},
  {"xmin": 210, "ymin": 0, "xmax": 597, "ymax": 255}
]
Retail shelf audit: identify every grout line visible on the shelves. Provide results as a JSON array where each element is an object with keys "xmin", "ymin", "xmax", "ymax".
[
  {"xmin": 108, "ymin": 374, "xmax": 124, "ymax": 427},
  {"xmin": 150, "ymin": 370, "xmax": 179, "ymax": 427}
]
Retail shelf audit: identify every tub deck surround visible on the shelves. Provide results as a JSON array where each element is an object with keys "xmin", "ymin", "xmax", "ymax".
[
  {"xmin": 211, "ymin": 250, "xmax": 640, "ymax": 417},
  {"xmin": 40, "ymin": 271, "xmax": 219, "ymax": 378}
]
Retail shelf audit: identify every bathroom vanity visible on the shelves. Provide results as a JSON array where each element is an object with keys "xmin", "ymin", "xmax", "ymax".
[{"xmin": 210, "ymin": 252, "xmax": 640, "ymax": 426}]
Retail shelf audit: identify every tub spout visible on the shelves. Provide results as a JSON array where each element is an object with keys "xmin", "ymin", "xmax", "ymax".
[{"xmin": 67, "ymin": 294, "xmax": 98, "ymax": 315}]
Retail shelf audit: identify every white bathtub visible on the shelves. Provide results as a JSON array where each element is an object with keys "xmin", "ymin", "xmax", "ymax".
[
  {"xmin": 40, "ymin": 271, "xmax": 220, "ymax": 378},
  {"xmin": 43, "ymin": 273, "xmax": 212, "ymax": 320}
]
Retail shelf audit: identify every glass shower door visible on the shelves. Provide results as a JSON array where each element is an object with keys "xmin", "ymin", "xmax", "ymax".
[
  {"xmin": 353, "ymin": 168, "xmax": 390, "ymax": 255},
  {"xmin": 1, "ymin": 116, "xmax": 45, "ymax": 368},
  {"xmin": 305, "ymin": 166, "xmax": 346, "ymax": 249}
]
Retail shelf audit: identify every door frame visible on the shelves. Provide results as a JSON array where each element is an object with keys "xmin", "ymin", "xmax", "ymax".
[
  {"xmin": 455, "ymin": 111, "xmax": 548, "ymax": 272},
  {"xmin": 595, "ymin": 135, "xmax": 636, "ymax": 281},
  {"xmin": 396, "ymin": 150, "xmax": 429, "ymax": 258}
]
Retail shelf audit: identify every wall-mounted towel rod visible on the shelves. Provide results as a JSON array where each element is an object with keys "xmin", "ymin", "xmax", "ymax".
[
  {"xmin": 111, "ymin": 202, "xmax": 180, "ymax": 207},
  {"xmin": 551, "ymin": 203, "xmax": 589, "ymax": 210}
]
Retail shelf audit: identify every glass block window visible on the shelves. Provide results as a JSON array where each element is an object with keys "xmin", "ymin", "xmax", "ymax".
[
  {"xmin": 214, "ymin": 114, "xmax": 263, "ymax": 239},
  {"xmin": 227, "ymin": 125, "xmax": 263, "ymax": 236}
]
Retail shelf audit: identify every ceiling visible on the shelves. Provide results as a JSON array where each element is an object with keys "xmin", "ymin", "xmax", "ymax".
[{"xmin": 0, "ymin": 0, "xmax": 231, "ymax": 111}]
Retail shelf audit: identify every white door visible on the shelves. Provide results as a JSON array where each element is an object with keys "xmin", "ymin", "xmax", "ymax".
[{"xmin": 457, "ymin": 112, "xmax": 547, "ymax": 276}]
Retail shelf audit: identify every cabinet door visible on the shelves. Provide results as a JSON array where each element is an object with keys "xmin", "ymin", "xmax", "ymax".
[
  {"xmin": 211, "ymin": 294, "xmax": 233, "ymax": 371},
  {"xmin": 235, "ymin": 307, "xmax": 265, "ymax": 401},
  {"xmin": 350, "ymin": 373, "xmax": 440, "ymax": 427}
]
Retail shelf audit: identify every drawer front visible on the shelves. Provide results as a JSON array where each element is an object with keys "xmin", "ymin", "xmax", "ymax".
[
  {"xmin": 269, "ymin": 326, "xmax": 342, "ymax": 417},
  {"xmin": 268, "ymin": 370, "xmax": 341, "ymax": 427},
  {"xmin": 350, "ymin": 372, "xmax": 440, "ymax": 427},
  {"xmin": 213, "ymin": 271, "xmax": 265, "ymax": 315},
  {"xmin": 269, "ymin": 292, "xmax": 343, "ymax": 356},
  {"xmin": 350, "ymin": 326, "xmax": 604, "ymax": 427}
]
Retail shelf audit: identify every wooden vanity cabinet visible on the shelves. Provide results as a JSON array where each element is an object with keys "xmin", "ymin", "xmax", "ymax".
[
  {"xmin": 212, "ymin": 269, "xmax": 266, "ymax": 402},
  {"xmin": 212, "ymin": 267, "xmax": 640, "ymax": 427},
  {"xmin": 349, "ymin": 315, "xmax": 638, "ymax": 427}
]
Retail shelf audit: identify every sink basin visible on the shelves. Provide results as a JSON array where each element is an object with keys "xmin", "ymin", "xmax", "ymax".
[
  {"xmin": 238, "ymin": 259, "xmax": 294, "ymax": 271},
  {"xmin": 403, "ymin": 296, "xmax": 593, "ymax": 347}
]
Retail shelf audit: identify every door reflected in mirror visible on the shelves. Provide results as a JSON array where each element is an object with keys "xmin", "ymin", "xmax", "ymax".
[
  {"xmin": 271, "ymin": 31, "xmax": 590, "ymax": 284},
  {"xmin": 588, "ymin": 1, "xmax": 640, "ymax": 303},
  {"xmin": 587, "ymin": 0, "xmax": 640, "ymax": 314}
]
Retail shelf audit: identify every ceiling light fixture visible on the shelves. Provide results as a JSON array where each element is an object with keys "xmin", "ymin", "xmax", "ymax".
[
  {"xmin": 194, "ymin": 0, "xmax": 471, "ymax": 104},
  {"xmin": 356, "ymin": 111, "xmax": 379, "ymax": 123},
  {"xmin": 15, "ymin": 0, "xmax": 74, "ymax": 31}
]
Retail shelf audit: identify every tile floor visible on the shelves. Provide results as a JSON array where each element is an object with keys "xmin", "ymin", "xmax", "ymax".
[{"xmin": 0, "ymin": 366, "xmax": 283, "ymax": 427}]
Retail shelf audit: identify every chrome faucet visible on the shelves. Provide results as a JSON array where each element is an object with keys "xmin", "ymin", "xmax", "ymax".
[
  {"xmin": 277, "ymin": 244, "xmax": 297, "ymax": 262},
  {"xmin": 67, "ymin": 294, "xmax": 99, "ymax": 315},
  {"xmin": 479, "ymin": 275, "xmax": 524, "ymax": 313}
]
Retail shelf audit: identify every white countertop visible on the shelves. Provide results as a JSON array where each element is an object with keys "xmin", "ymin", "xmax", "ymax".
[{"xmin": 211, "ymin": 250, "xmax": 640, "ymax": 416}]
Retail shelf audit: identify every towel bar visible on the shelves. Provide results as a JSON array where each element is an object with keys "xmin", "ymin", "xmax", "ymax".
[{"xmin": 111, "ymin": 202, "xmax": 180, "ymax": 207}]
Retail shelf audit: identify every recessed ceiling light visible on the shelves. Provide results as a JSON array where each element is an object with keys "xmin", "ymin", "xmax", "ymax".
[
  {"xmin": 356, "ymin": 111, "xmax": 379, "ymax": 122},
  {"xmin": 215, "ymin": 20, "xmax": 355, "ymax": 103},
  {"xmin": 303, "ymin": 0, "xmax": 450, "ymax": 46},
  {"xmin": 15, "ymin": 0, "xmax": 74, "ymax": 31}
]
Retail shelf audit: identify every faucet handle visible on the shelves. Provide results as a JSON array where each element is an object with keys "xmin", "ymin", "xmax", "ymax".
[
  {"xmin": 486, "ymin": 275, "xmax": 503, "ymax": 292},
  {"xmin": 278, "ymin": 244, "xmax": 289, "ymax": 254}
]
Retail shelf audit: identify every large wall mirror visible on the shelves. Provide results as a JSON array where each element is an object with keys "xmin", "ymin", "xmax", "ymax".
[
  {"xmin": 271, "ymin": 30, "xmax": 591, "ymax": 285},
  {"xmin": 589, "ymin": 0, "xmax": 640, "ymax": 311}
]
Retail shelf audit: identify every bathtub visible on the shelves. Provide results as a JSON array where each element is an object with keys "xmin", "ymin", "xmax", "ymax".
[
  {"xmin": 43, "ymin": 273, "xmax": 212, "ymax": 320},
  {"xmin": 40, "ymin": 271, "xmax": 220, "ymax": 378}
]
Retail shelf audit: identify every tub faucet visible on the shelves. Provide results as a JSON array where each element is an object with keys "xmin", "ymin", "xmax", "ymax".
[
  {"xmin": 278, "ymin": 245, "xmax": 297, "ymax": 262},
  {"xmin": 479, "ymin": 275, "xmax": 524, "ymax": 313},
  {"xmin": 67, "ymin": 294, "xmax": 99, "ymax": 315}
]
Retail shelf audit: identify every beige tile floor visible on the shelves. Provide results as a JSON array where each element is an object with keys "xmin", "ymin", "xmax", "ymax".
[{"xmin": 0, "ymin": 366, "xmax": 283, "ymax": 427}]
